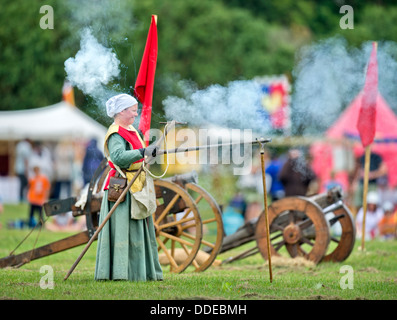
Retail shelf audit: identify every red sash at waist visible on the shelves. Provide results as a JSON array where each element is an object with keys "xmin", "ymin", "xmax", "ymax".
[{"xmin": 104, "ymin": 161, "xmax": 117, "ymax": 191}]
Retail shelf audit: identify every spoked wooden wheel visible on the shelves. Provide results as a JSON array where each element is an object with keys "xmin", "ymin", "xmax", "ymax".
[
  {"xmin": 255, "ymin": 197, "xmax": 330, "ymax": 264},
  {"xmin": 185, "ymin": 183, "xmax": 224, "ymax": 272},
  {"xmin": 322, "ymin": 203, "xmax": 356, "ymax": 262},
  {"xmin": 153, "ymin": 180, "xmax": 203, "ymax": 273}
]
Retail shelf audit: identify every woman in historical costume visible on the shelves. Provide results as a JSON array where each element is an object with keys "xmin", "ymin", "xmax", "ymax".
[{"xmin": 94, "ymin": 93, "xmax": 163, "ymax": 281}]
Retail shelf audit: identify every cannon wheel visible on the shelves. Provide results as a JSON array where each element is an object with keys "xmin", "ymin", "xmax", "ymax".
[
  {"xmin": 153, "ymin": 179, "xmax": 203, "ymax": 273},
  {"xmin": 185, "ymin": 183, "xmax": 224, "ymax": 272},
  {"xmin": 255, "ymin": 197, "xmax": 330, "ymax": 264},
  {"xmin": 322, "ymin": 204, "xmax": 356, "ymax": 262}
]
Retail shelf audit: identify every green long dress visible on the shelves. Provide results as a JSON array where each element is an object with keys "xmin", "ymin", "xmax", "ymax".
[{"xmin": 94, "ymin": 133, "xmax": 163, "ymax": 281}]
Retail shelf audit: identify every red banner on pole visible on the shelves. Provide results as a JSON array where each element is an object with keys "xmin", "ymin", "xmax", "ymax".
[
  {"xmin": 357, "ymin": 42, "xmax": 378, "ymax": 147},
  {"xmin": 135, "ymin": 15, "xmax": 158, "ymax": 146}
]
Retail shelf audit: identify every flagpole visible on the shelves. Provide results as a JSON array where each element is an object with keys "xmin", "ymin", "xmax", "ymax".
[
  {"xmin": 360, "ymin": 145, "xmax": 371, "ymax": 250},
  {"xmin": 356, "ymin": 41, "xmax": 378, "ymax": 250}
]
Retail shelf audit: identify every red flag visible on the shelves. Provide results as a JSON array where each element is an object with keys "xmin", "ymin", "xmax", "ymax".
[
  {"xmin": 357, "ymin": 42, "xmax": 378, "ymax": 147},
  {"xmin": 135, "ymin": 15, "xmax": 158, "ymax": 146}
]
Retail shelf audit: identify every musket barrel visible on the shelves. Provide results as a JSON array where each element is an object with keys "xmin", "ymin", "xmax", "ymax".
[{"xmin": 157, "ymin": 137, "xmax": 271, "ymax": 156}]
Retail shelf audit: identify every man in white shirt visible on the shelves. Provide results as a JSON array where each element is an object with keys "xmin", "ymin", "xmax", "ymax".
[{"xmin": 355, "ymin": 191, "xmax": 384, "ymax": 240}]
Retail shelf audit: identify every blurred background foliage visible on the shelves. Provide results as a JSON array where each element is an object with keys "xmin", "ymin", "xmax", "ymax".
[{"xmin": 1, "ymin": 0, "xmax": 397, "ymax": 124}]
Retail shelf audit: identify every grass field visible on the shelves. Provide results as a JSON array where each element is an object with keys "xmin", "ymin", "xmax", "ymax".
[{"xmin": 0, "ymin": 202, "xmax": 396, "ymax": 301}]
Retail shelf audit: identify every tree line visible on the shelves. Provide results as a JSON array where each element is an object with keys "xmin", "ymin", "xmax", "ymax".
[{"xmin": 1, "ymin": 0, "xmax": 397, "ymax": 126}]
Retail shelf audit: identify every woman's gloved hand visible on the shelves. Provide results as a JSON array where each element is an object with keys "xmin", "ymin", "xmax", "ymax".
[
  {"xmin": 139, "ymin": 143, "xmax": 159, "ymax": 164},
  {"xmin": 145, "ymin": 144, "xmax": 159, "ymax": 158}
]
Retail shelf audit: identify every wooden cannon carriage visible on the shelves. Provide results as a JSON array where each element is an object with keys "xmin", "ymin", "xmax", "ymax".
[
  {"xmin": 0, "ymin": 158, "xmax": 355, "ymax": 272},
  {"xmin": 0, "ymin": 159, "xmax": 224, "ymax": 274},
  {"xmin": 220, "ymin": 186, "xmax": 356, "ymax": 265}
]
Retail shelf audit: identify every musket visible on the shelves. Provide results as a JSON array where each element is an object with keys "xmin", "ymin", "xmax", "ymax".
[{"xmin": 156, "ymin": 137, "xmax": 272, "ymax": 156}]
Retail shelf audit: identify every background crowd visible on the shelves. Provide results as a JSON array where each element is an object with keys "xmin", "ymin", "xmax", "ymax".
[
  {"xmin": 4, "ymin": 137, "xmax": 397, "ymax": 241},
  {"xmin": 11, "ymin": 137, "xmax": 104, "ymax": 231},
  {"xmin": 223, "ymin": 146, "xmax": 397, "ymax": 241}
]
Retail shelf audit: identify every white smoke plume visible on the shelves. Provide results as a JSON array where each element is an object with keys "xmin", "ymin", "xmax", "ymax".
[
  {"xmin": 65, "ymin": 0, "xmax": 135, "ymax": 46},
  {"xmin": 64, "ymin": 28, "xmax": 121, "ymax": 107},
  {"xmin": 162, "ymin": 79, "xmax": 272, "ymax": 136},
  {"xmin": 163, "ymin": 36, "xmax": 397, "ymax": 139},
  {"xmin": 63, "ymin": 0, "xmax": 136, "ymax": 116},
  {"xmin": 291, "ymin": 37, "xmax": 397, "ymax": 136}
]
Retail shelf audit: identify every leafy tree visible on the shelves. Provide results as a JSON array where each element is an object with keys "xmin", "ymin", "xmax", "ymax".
[
  {"xmin": 2, "ymin": 0, "xmax": 397, "ymax": 123},
  {"xmin": 132, "ymin": 0, "xmax": 307, "ymax": 114},
  {"xmin": 337, "ymin": 4, "xmax": 397, "ymax": 45},
  {"xmin": 0, "ymin": 1, "xmax": 80, "ymax": 110}
]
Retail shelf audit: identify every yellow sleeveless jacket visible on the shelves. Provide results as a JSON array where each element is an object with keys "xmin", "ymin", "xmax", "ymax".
[{"xmin": 103, "ymin": 124, "xmax": 146, "ymax": 193}]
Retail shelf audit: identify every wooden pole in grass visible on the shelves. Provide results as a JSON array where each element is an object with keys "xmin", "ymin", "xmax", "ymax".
[
  {"xmin": 360, "ymin": 145, "xmax": 371, "ymax": 250},
  {"xmin": 258, "ymin": 140, "xmax": 273, "ymax": 283},
  {"xmin": 64, "ymin": 166, "xmax": 144, "ymax": 281}
]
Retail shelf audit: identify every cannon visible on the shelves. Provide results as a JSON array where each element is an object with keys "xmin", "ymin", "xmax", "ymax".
[
  {"xmin": 0, "ymin": 160, "xmax": 224, "ymax": 274},
  {"xmin": 0, "ymin": 157, "xmax": 354, "ymax": 272},
  {"xmin": 220, "ymin": 186, "xmax": 356, "ymax": 265},
  {"xmin": 148, "ymin": 172, "xmax": 224, "ymax": 273}
]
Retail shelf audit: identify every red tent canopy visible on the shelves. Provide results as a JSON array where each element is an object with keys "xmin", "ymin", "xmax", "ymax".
[{"xmin": 311, "ymin": 92, "xmax": 397, "ymax": 190}]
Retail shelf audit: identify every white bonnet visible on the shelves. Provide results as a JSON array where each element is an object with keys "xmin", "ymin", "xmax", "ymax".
[
  {"xmin": 367, "ymin": 191, "xmax": 379, "ymax": 205},
  {"xmin": 106, "ymin": 94, "xmax": 138, "ymax": 118}
]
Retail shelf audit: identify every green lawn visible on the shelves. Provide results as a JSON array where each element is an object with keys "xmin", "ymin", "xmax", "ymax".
[{"xmin": 0, "ymin": 203, "xmax": 396, "ymax": 300}]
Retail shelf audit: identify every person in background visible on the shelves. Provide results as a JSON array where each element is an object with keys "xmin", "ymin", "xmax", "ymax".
[
  {"xmin": 45, "ymin": 211, "xmax": 86, "ymax": 232},
  {"xmin": 351, "ymin": 152, "xmax": 388, "ymax": 212},
  {"xmin": 222, "ymin": 193, "xmax": 246, "ymax": 235},
  {"xmin": 14, "ymin": 139, "xmax": 32, "ymax": 202},
  {"xmin": 52, "ymin": 140, "xmax": 75, "ymax": 199},
  {"xmin": 324, "ymin": 170, "xmax": 344, "ymax": 191},
  {"xmin": 237, "ymin": 149, "xmax": 271, "ymax": 222},
  {"xmin": 82, "ymin": 138, "xmax": 104, "ymax": 186},
  {"xmin": 355, "ymin": 191, "xmax": 384, "ymax": 240},
  {"xmin": 265, "ymin": 150, "xmax": 285, "ymax": 201},
  {"xmin": 29, "ymin": 141, "xmax": 54, "ymax": 186},
  {"xmin": 378, "ymin": 201, "xmax": 397, "ymax": 240},
  {"xmin": 27, "ymin": 165, "xmax": 51, "ymax": 228},
  {"xmin": 279, "ymin": 148, "xmax": 317, "ymax": 197}
]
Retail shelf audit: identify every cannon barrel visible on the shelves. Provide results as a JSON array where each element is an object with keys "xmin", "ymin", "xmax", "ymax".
[{"xmin": 163, "ymin": 170, "xmax": 198, "ymax": 186}]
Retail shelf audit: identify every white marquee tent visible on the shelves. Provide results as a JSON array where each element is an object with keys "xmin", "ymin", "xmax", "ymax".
[
  {"xmin": 0, "ymin": 101, "xmax": 107, "ymax": 146},
  {"xmin": 0, "ymin": 102, "xmax": 107, "ymax": 203}
]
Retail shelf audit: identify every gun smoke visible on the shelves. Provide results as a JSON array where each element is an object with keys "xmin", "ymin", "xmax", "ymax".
[
  {"xmin": 64, "ymin": 28, "xmax": 121, "ymax": 107},
  {"xmin": 63, "ymin": 0, "xmax": 135, "ymax": 118},
  {"xmin": 292, "ymin": 37, "xmax": 397, "ymax": 136},
  {"xmin": 163, "ymin": 80, "xmax": 272, "ymax": 136},
  {"xmin": 163, "ymin": 36, "xmax": 397, "ymax": 138}
]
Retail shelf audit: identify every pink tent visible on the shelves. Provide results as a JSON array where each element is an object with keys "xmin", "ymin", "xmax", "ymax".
[{"xmin": 311, "ymin": 92, "xmax": 397, "ymax": 191}]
